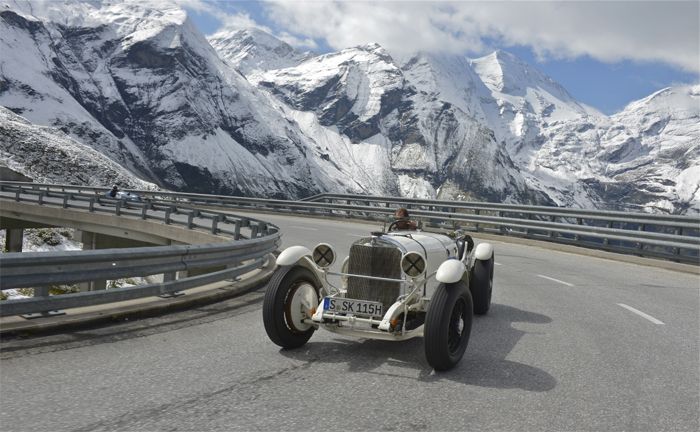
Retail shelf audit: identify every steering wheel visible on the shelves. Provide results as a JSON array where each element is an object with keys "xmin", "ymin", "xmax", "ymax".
[{"xmin": 388, "ymin": 219, "xmax": 415, "ymax": 232}]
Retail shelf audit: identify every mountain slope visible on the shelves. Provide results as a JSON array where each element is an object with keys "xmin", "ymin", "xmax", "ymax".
[{"xmin": 0, "ymin": 106, "xmax": 156, "ymax": 188}]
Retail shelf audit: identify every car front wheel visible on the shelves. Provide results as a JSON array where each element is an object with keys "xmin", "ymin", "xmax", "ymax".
[
  {"xmin": 424, "ymin": 281, "xmax": 473, "ymax": 371},
  {"xmin": 262, "ymin": 265, "xmax": 320, "ymax": 349}
]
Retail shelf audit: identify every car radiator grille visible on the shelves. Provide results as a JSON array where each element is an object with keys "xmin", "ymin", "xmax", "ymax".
[{"xmin": 347, "ymin": 244, "xmax": 402, "ymax": 310}]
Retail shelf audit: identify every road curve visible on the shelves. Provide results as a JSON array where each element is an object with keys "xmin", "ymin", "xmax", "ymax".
[{"xmin": 1, "ymin": 213, "xmax": 698, "ymax": 431}]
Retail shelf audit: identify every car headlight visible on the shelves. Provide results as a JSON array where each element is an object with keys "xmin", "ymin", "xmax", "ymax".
[
  {"xmin": 401, "ymin": 252, "xmax": 426, "ymax": 278},
  {"xmin": 312, "ymin": 243, "xmax": 336, "ymax": 268}
]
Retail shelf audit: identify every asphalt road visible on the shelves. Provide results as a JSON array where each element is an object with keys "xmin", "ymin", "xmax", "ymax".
[{"xmin": 1, "ymin": 213, "xmax": 698, "ymax": 431}]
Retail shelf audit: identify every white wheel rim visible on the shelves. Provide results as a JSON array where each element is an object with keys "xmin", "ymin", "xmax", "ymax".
[{"xmin": 288, "ymin": 283, "xmax": 318, "ymax": 332}]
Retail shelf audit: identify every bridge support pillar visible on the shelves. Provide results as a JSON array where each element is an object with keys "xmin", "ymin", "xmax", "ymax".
[
  {"xmin": 4, "ymin": 228, "xmax": 23, "ymax": 252},
  {"xmin": 78, "ymin": 231, "xmax": 107, "ymax": 292}
]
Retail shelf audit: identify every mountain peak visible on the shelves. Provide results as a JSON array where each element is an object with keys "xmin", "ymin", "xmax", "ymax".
[
  {"xmin": 210, "ymin": 27, "xmax": 291, "ymax": 52},
  {"xmin": 490, "ymin": 49, "xmax": 520, "ymax": 63},
  {"xmin": 208, "ymin": 27, "xmax": 309, "ymax": 76},
  {"xmin": 471, "ymin": 50, "xmax": 542, "ymax": 94},
  {"xmin": 344, "ymin": 41, "xmax": 393, "ymax": 61},
  {"xmin": 470, "ymin": 49, "xmax": 582, "ymax": 109},
  {"xmin": 616, "ymin": 84, "xmax": 700, "ymax": 119}
]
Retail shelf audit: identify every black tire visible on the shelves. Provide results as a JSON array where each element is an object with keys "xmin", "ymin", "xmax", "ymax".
[
  {"xmin": 471, "ymin": 254, "xmax": 494, "ymax": 315},
  {"xmin": 263, "ymin": 265, "xmax": 320, "ymax": 349},
  {"xmin": 424, "ymin": 281, "xmax": 473, "ymax": 371}
]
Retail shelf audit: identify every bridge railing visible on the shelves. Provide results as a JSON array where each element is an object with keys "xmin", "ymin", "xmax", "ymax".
[{"xmin": 0, "ymin": 184, "xmax": 280, "ymax": 317}]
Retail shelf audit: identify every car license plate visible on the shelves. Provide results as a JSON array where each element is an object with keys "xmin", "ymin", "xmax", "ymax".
[{"xmin": 323, "ymin": 297, "xmax": 383, "ymax": 318}]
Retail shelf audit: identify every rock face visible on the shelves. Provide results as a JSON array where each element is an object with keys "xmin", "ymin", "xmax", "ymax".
[
  {"xmin": 1, "ymin": 1, "xmax": 698, "ymax": 213},
  {"xmin": 0, "ymin": 106, "xmax": 156, "ymax": 188}
]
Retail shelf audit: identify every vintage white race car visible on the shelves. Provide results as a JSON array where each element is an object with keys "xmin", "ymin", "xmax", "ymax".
[{"xmin": 262, "ymin": 219, "xmax": 495, "ymax": 371}]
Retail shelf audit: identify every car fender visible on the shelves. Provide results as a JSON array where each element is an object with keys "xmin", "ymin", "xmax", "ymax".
[
  {"xmin": 436, "ymin": 259, "xmax": 466, "ymax": 284},
  {"xmin": 276, "ymin": 246, "xmax": 312, "ymax": 266},
  {"xmin": 474, "ymin": 243, "xmax": 494, "ymax": 260}
]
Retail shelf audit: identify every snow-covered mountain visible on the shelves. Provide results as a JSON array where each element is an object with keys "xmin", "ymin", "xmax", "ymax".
[
  {"xmin": 0, "ymin": 106, "xmax": 156, "ymax": 188},
  {"xmin": 0, "ymin": 1, "xmax": 376, "ymax": 198},
  {"xmin": 596, "ymin": 86, "xmax": 700, "ymax": 213},
  {"xmin": 252, "ymin": 43, "xmax": 545, "ymax": 203},
  {"xmin": 1, "ymin": 1, "xmax": 697, "ymax": 213},
  {"xmin": 208, "ymin": 28, "xmax": 310, "ymax": 77}
]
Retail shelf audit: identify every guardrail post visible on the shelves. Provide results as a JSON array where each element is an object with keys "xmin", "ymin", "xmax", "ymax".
[
  {"xmin": 211, "ymin": 215, "xmax": 220, "ymax": 235},
  {"xmin": 674, "ymin": 227, "xmax": 683, "ymax": 256},
  {"xmin": 115, "ymin": 200, "xmax": 122, "ymax": 216},
  {"xmin": 187, "ymin": 210, "xmax": 199, "ymax": 229},
  {"xmin": 38, "ymin": 191, "xmax": 45, "ymax": 205},
  {"xmin": 158, "ymin": 272, "xmax": 183, "ymax": 298},
  {"xmin": 141, "ymin": 200, "xmax": 150, "ymax": 219},
  {"xmin": 233, "ymin": 219, "xmax": 241, "ymax": 239},
  {"xmin": 62, "ymin": 194, "xmax": 70, "ymax": 208},
  {"xmin": 89, "ymin": 198, "xmax": 96, "ymax": 212},
  {"xmin": 603, "ymin": 221, "xmax": 612, "ymax": 246},
  {"xmin": 525, "ymin": 213, "xmax": 533, "ymax": 236},
  {"xmin": 15, "ymin": 186, "xmax": 21, "ymax": 202},
  {"xmin": 549, "ymin": 215, "xmax": 556, "ymax": 238},
  {"xmin": 21, "ymin": 286, "xmax": 65, "ymax": 319},
  {"xmin": 251, "ymin": 222, "xmax": 259, "ymax": 238},
  {"xmin": 474, "ymin": 209, "xmax": 480, "ymax": 232},
  {"xmin": 164, "ymin": 206, "xmax": 173, "ymax": 224},
  {"xmin": 637, "ymin": 224, "xmax": 646, "ymax": 252},
  {"xmin": 573, "ymin": 217, "xmax": 582, "ymax": 241}
]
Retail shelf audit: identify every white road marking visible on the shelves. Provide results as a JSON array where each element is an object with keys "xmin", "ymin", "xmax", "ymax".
[
  {"xmin": 537, "ymin": 274, "xmax": 574, "ymax": 287},
  {"xmin": 617, "ymin": 303, "xmax": 665, "ymax": 325},
  {"xmin": 494, "ymin": 262, "xmax": 502, "ymax": 266},
  {"xmin": 289, "ymin": 225, "xmax": 318, "ymax": 231}
]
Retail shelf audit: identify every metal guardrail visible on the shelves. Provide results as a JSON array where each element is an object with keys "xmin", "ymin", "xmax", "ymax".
[
  {"xmin": 1, "ymin": 181, "xmax": 698, "ymax": 276},
  {"xmin": 3, "ymin": 182, "xmax": 698, "ymax": 263},
  {"xmin": 68, "ymin": 185, "xmax": 696, "ymax": 264},
  {"xmin": 0, "ymin": 183, "xmax": 281, "ymax": 317}
]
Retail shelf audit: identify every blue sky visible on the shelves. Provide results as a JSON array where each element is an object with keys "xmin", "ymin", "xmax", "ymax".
[{"xmin": 183, "ymin": 0, "xmax": 698, "ymax": 115}]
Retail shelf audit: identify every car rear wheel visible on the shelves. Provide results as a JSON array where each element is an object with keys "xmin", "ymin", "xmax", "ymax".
[
  {"xmin": 471, "ymin": 254, "xmax": 494, "ymax": 315},
  {"xmin": 263, "ymin": 265, "xmax": 320, "ymax": 349},
  {"xmin": 424, "ymin": 281, "xmax": 473, "ymax": 371}
]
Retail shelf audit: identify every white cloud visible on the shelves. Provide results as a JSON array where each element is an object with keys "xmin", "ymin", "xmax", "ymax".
[
  {"xmin": 174, "ymin": 0, "xmax": 276, "ymax": 34},
  {"xmin": 277, "ymin": 32, "xmax": 318, "ymax": 50},
  {"xmin": 176, "ymin": 0, "xmax": 317, "ymax": 50},
  {"xmin": 261, "ymin": 0, "xmax": 699, "ymax": 73}
]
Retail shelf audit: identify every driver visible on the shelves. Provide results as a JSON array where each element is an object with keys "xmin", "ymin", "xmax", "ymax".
[{"xmin": 393, "ymin": 207, "xmax": 417, "ymax": 230}]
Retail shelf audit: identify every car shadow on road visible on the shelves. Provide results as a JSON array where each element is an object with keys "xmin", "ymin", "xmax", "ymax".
[{"xmin": 280, "ymin": 303, "xmax": 556, "ymax": 392}]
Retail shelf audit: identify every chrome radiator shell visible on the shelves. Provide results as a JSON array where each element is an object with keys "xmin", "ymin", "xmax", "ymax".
[{"xmin": 346, "ymin": 241, "xmax": 403, "ymax": 310}]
